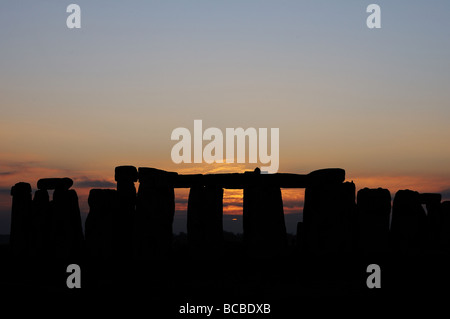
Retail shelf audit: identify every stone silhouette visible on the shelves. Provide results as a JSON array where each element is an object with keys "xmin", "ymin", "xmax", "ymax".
[
  {"xmin": 187, "ymin": 185, "xmax": 223, "ymax": 257},
  {"xmin": 7, "ymin": 164, "xmax": 450, "ymax": 297},
  {"xmin": 114, "ymin": 166, "xmax": 138, "ymax": 257},
  {"xmin": 85, "ymin": 189, "xmax": 117, "ymax": 258},
  {"xmin": 356, "ymin": 188, "xmax": 391, "ymax": 254},
  {"xmin": 441, "ymin": 201, "xmax": 450, "ymax": 252},
  {"xmin": 135, "ymin": 167, "xmax": 176, "ymax": 259},
  {"xmin": 31, "ymin": 188, "xmax": 51, "ymax": 257},
  {"xmin": 302, "ymin": 169, "xmax": 355, "ymax": 254},
  {"xmin": 10, "ymin": 182, "xmax": 32, "ymax": 257},
  {"xmin": 9, "ymin": 166, "xmax": 450, "ymax": 263},
  {"xmin": 243, "ymin": 168, "xmax": 287, "ymax": 256},
  {"xmin": 420, "ymin": 193, "xmax": 442, "ymax": 251},
  {"xmin": 391, "ymin": 189, "xmax": 427, "ymax": 254}
]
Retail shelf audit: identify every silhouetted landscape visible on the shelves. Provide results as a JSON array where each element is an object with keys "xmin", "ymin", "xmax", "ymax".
[{"xmin": 2, "ymin": 165, "xmax": 450, "ymax": 300}]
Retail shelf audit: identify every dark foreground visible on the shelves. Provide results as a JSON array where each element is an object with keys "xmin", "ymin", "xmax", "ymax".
[{"xmin": 1, "ymin": 240, "xmax": 449, "ymax": 302}]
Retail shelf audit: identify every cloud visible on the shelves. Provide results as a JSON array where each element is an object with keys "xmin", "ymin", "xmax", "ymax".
[
  {"xmin": 0, "ymin": 188, "xmax": 11, "ymax": 195},
  {"xmin": 173, "ymin": 164, "xmax": 250, "ymax": 175},
  {"xmin": 1, "ymin": 161, "xmax": 40, "ymax": 170},
  {"xmin": 0, "ymin": 160, "xmax": 77, "ymax": 191},
  {"xmin": 175, "ymin": 198, "xmax": 189, "ymax": 205},
  {"xmin": 0, "ymin": 207, "xmax": 10, "ymax": 234},
  {"xmin": 282, "ymin": 199, "xmax": 304, "ymax": 209},
  {"xmin": 0, "ymin": 171, "xmax": 15, "ymax": 176},
  {"xmin": 223, "ymin": 202, "xmax": 243, "ymax": 208},
  {"xmin": 73, "ymin": 178, "xmax": 116, "ymax": 189}
]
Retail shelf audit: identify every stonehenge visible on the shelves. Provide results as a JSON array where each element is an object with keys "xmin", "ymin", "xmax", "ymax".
[{"xmin": 8, "ymin": 166, "xmax": 450, "ymax": 259}]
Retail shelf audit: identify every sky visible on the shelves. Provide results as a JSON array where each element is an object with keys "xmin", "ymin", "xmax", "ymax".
[{"xmin": 1, "ymin": 0, "xmax": 450, "ymax": 234}]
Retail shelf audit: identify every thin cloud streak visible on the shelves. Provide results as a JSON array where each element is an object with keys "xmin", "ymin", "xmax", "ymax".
[{"xmin": 73, "ymin": 178, "xmax": 116, "ymax": 189}]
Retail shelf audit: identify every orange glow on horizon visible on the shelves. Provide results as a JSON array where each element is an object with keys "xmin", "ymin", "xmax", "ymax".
[{"xmin": 1, "ymin": 161, "xmax": 450, "ymax": 221}]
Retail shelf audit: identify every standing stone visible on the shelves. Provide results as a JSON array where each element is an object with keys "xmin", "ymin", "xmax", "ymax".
[
  {"xmin": 10, "ymin": 182, "xmax": 32, "ymax": 257},
  {"xmin": 115, "ymin": 166, "xmax": 138, "ymax": 258},
  {"xmin": 356, "ymin": 188, "xmax": 391, "ymax": 254},
  {"xmin": 85, "ymin": 189, "xmax": 117, "ymax": 258},
  {"xmin": 440, "ymin": 201, "xmax": 450, "ymax": 252},
  {"xmin": 303, "ymin": 179, "xmax": 356, "ymax": 254},
  {"xmin": 243, "ymin": 169, "xmax": 287, "ymax": 256},
  {"xmin": 187, "ymin": 186, "xmax": 223, "ymax": 256},
  {"xmin": 391, "ymin": 190, "xmax": 427, "ymax": 254},
  {"xmin": 135, "ymin": 167, "xmax": 176, "ymax": 259},
  {"xmin": 31, "ymin": 189, "xmax": 50, "ymax": 257},
  {"xmin": 420, "ymin": 193, "xmax": 442, "ymax": 251},
  {"xmin": 50, "ymin": 187, "xmax": 84, "ymax": 258}
]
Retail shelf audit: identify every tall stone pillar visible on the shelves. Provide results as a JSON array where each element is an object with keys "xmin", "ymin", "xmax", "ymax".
[
  {"xmin": 10, "ymin": 182, "xmax": 32, "ymax": 257},
  {"xmin": 440, "ymin": 201, "xmax": 450, "ymax": 252},
  {"xmin": 85, "ymin": 189, "xmax": 117, "ymax": 258},
  {"xmin": 114, "ymin": 166, "xmax": 138, "ymax": 258},
  {"xmin": 302, "ymin": 169, "xmax": 355, "ymax": 254},
  {"xmin": 187, "ymin": 186, "xmax": 223, "ymax": 256},
  {"xmin": 391, "ymin": 190, "xmax": 427, "ymax": 254},
  {"xmin": 243, "ymin": 169, "xmax": 287, "ymax": 256},
  {"xmin": 31, "ymin": 189, "xmax": 50, "ymax": 257},
  {"xmin": 135, "ymin": 167, "xmax": 176, "ymax": 259},
  {"xmin": 356, "ymin": 188, "xmax": 391, "ymax": 254},
  {"xmin": 420, "ymin": 193, "xmax": 442, "ymax": 251}
]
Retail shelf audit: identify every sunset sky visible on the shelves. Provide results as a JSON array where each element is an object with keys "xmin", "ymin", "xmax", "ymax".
[{"xmin": 1, "ymin": 1, "xmax": 450, "ymax": 234}]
